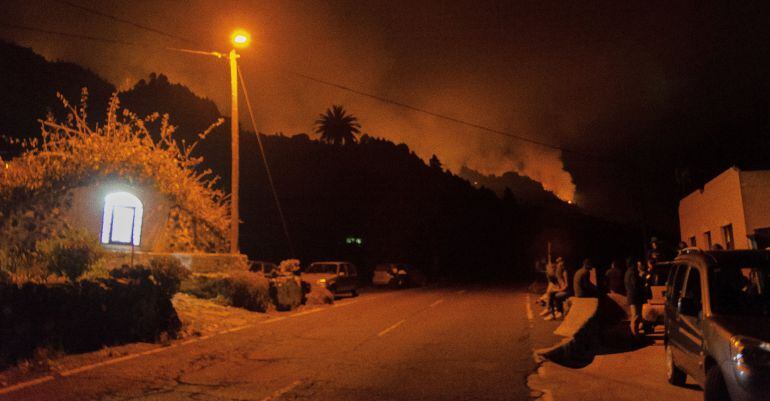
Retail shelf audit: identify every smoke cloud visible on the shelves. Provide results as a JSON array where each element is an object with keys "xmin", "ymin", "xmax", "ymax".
[{"xmin": 1, "ymin": 0, "xmax": 598, "ymax": 203}]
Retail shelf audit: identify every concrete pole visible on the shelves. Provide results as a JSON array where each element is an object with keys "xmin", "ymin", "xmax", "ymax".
[{"xmin": 229, "ymin": 49, "xmax": 240, "ymax": 254}]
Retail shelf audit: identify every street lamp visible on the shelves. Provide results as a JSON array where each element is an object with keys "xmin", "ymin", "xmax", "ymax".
[
  {"xmin": 166, "ymin": 30, "xmax": 250, "ymax": 254},
  {"xmin": 228, "ymin": 29, "xmax": 249, "ymax": 254}
]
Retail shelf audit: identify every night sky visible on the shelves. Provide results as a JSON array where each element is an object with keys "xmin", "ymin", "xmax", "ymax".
[{"xmin": 2, "ymin": 0, "xmax": 770, "ymax": 227}]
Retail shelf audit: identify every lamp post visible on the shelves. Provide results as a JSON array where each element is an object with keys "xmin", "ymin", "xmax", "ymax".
[{"xmin": 228, "ymin": 30, "xmax": 250, "ymax": 254}]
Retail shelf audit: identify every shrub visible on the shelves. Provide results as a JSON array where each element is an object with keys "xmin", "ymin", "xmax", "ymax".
[
  {"xmin": 0, "ymin": 276, "xmax": 180, "ymax": 367},
  {"xmin": 149, "ymin": 256, "xmax": 190, "ymax": 298},
  {"xmin": 0, "ymin": 268, "xmax": 10, "ymax": 284},
  {"xmin": 270, "ymin": 276, "xmax": 303, "ymax": 311},
  {"xmin": 305, "ymin": 285, "xmax": 334, "ymax": 305},
  {"xmin": 109, "ymin": 264, "xmax": 152, "ymax": 281},
  {"xmin": 37, "ymin": 228, "xmax": 103, "ymax": 282},
  {"xmin": 222, "ymin": 271, "xmax": 271, "ymax": 312}
]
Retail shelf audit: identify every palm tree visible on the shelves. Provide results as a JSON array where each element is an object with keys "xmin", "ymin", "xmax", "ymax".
[{"xmin": 314, "ymin": 105, "xmax": 361, "ymax": 145}]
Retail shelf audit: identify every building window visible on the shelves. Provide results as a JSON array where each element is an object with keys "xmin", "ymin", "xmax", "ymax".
[
  {"xmin": 704, "ymin": 231, "xmax": 712, "ymax": 250},
  {"xmin": 722, "ymin": 224, "xmax": 734, "ymax": 250},
  {"xmin": 689, "ymin": 236, "xmax": 696, "ymax": 247},
  {"xmin": 101, "ymin": 192, "xmax": 143, "ymax": 246}
]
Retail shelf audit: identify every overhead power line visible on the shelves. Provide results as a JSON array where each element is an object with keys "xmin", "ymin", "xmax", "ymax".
[
  {"xmin": 0, "ymin": 22, "xmax": 224, "ymax": 58},
  {"xmin": 0, "ymin": 21, "xmax": 141, "ymax": 46},
  {"xmin": 0, "ymin": 18, "xmax": 616, "ymax": 165},
  {"xmin": 54, "ymin": 0, "xmax": 198, "ymax": 45},
  {"xmin": 238, "ymin": 65, "xmax": 296, "ymax": 257},
  {"xmin": 284, "ymin": 69, "xmax": 616, "ymax": 164}
]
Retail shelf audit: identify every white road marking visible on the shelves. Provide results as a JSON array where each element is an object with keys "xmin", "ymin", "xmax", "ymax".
[
  {"xmin": 429, "ymin": 299, "xmax": 444, "ymax": 308},
  {"xmin": 260, "ymin": 380, "xmax": 302, "ymax": 401},
  {"xmin": 456, "ymin": 289, "xmax": 467, "ymax": 294},
  {"xmin": 378, "ymin": 319, "xmax": 406, "ymax": 337},
  {"xmin": 334, "ymin": 299, "xmax": 359, "ymax": 307},
  {"xmin": 526, "ymin": 293, "xmax": 535, "ymax": 322},
  {"xmin": 261, "ymin": 316, "xmax": 288, "ymax": 324},
  {"xmin": 224, "ymin": 325, "xmax": 251, "ymax": 333},
  {"xmin": 290, "ymin": 308, "xmax": 322, "ymax": 317},
  {"xmin": 0, "ymin": 293, "xmax": 381, "ymax": 396},
  {"xmin": 60, "ymin": 353, "xmax": 142, "ymax": 377},
  {"xmin": 0, "ymin": 375, "xmax": 54, "ymax": 395}
]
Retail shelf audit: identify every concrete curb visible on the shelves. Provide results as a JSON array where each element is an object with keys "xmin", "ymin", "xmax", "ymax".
[{"xmin": 534, "ymin": 297, "xmax": 601, "ymax": 364}]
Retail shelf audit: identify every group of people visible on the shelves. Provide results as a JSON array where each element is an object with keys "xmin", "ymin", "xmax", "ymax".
[
  {"xmin": 537, "ymin": 239, "xmax": 673, "ymax": 336},
  {"xmin": 536, "ymin": 257, "xmax": 600, "ymax": 321}
]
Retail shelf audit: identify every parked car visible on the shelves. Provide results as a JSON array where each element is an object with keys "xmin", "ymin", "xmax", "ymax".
[
  {"xmin": 373, "ymin": 263, "xmax": 408, "ymax": 287},
  {"xmin": 372, "ymin": 263, "xmax": 427, "ymax": 288},
  {"xmin": 302, "ymin": 261, "xmax": 359, "ymax": 296},
  {"xmin": 664, "ymin": 249, "xmax": 770, "ymax": 401},
  {"xmin": 249, "ymin": 260, "xmax": 278, "ymax": 276},
  {"xmin": 641, "ymin": 261, "xmax": 673, "ymax": 331}
]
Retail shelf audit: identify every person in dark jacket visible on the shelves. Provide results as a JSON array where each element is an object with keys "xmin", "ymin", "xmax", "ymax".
[
  {"xmin": 625, "ymin": 259, "xmax": 646, "ymax": 336},
  {"xmin": 573, "ymin": 259, "xmax": 597, "ymax": 298},
  {"xmin": 605, "ymin": 260, "xmax": 625, "ymax": 295}
]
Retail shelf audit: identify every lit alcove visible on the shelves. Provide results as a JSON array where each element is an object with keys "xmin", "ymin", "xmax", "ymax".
[{"xmin": 101, "ymin": 192, "xmax": 143, "ymax": 246}]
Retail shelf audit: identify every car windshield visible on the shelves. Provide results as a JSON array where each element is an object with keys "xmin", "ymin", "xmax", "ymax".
[
  {"xmin": 711, "ymin": 264, "xmax": 770, "ymax": 317},
  {"xmin": 374, "ymin": 264, "xmax": 392, "ymax": 272},
  {"xmin": 306, "ymin": 263, "xmax": 338, "ymax": 274}
]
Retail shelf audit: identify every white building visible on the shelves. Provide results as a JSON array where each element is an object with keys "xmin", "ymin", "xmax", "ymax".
[{"xmin": 679, "ymin": 167, "xmax": 770, "ymax": 250}]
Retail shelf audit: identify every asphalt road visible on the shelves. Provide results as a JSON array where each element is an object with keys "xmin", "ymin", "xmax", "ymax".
[{"xmin": 3, "ymin": 286, "xmax": 538, "ymax": 401}]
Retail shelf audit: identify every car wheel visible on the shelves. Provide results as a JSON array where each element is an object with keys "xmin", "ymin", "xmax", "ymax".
[
  {"xmin": 351, "ymin": 289, "xmax": 359, "ymax": 297},
  {"xmin": 704, "ymin": 365, "xmax": 731, "ymax": 401},
  {"xmin": 665, "ymin": 345, "xmax": 687, "ymax": 386}
]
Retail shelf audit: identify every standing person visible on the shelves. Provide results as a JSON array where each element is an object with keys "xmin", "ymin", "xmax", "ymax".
[
  {"xmin": 625, "ymin": 259, "xmax": 645, "ymax": 336},
  {"xmin": 573, "ymin": 259, "xmax": 597, "ymax": 298},
  {"xmin": 605, "ymin": 260, "xmax": 625, "ymax": 295}
]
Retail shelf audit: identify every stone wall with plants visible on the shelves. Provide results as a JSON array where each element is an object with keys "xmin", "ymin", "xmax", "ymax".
[{"xmin": 0, "ymin": 90, "xmax": 229, "ymax": 280}]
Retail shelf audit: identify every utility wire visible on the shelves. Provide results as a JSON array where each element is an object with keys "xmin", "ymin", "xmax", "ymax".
[
  {"xmin": 286, "ymin": 69, "xmax": 602, "ymax": 160},
  {"xmin": 0, "ymin": 19, "xmax": 617, "ymax": 166},
  {"xmin": 54, "ymin": 0, "xmax": 198, "ymax": 45},
  {"xmin": 238, "ymin": 65, "xmax": 296, "ymax": 257},
  {"xmin": 0, "ymin": 22, "xmax": 224, "ymax": 58},
  {"xmin": 0, "ymin": 21, "xmax": 141, "ymax": 46}
]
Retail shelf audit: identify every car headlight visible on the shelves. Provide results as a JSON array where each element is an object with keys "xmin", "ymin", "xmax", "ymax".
[
  {"xmin": 731, "ymin": 336, "xmax": 770, "ymax": 366},
  {"xmin": 317, "ymin": 278, "xmax": 327, "ymax": 286}
]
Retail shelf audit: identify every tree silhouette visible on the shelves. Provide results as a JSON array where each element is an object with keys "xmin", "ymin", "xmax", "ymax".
[
  {"xmin": 429, "ymin": 154, "xmax": 443, "ymax": 171},
  {"xmin": 314, "ymin": 105, "xmax": 361, "ymax": 145}
]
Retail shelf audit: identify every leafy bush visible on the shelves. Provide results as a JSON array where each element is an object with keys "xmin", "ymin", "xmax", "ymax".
[
  {"xmin": 37, "ymin": 228, "xmax": 103, "ymax": 282},
  {"xmin": 149, "ymin": 256, "xmax": 190, "ymax": 297},
  {"xmin": 180, "ymin": 271, "xmax": 273, "ymax": 312},
  {"xmin": 270, "ymin": 276, "xmax": 303, "ymax": 311},
  {"xmin": 0, "ymin": 90, "xmax": 229, "ymax": 263},
  {"xmin": 223, "ymin": 271, "xmax": 271, "ymax": 312},
  {"xmin": 305, "ymin": 285, "xmax": 334, "ymax": 305},
  {"xmin": 0, "ymin": 277, "xmax": 180, "ymax": 367},
  {"xmin": 109, "ymin": 264, "xmax": 152, "ymax": 281}
]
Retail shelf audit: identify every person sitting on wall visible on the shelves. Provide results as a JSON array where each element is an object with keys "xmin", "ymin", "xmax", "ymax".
[{"xmin": 573, "ymin": 258, "xmax": 598, "ymax": 298}]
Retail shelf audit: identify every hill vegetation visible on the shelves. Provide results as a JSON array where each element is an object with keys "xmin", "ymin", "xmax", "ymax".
[{"xmin": 0, "ymin": 41, "xmax": 643, "ymax": 281}]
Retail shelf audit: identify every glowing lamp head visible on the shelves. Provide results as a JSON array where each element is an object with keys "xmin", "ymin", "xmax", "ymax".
[{"xmin": 231, "ymin": 30, "xmax": 250, "ymax": 48}]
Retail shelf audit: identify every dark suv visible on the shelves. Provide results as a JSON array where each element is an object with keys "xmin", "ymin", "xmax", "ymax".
[{"xmin": 664, "ymin": 249, "xmax": 770, "ymax": 401}]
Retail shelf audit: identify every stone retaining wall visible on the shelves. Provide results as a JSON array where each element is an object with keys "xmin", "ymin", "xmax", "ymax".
[{"xmin": 102, "ymin": 251, "xmax": 249, "ymax": 273}]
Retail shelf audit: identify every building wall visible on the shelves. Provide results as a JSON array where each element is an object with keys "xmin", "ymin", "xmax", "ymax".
[
  {"xmin": 740, "ymin": 170, "xmax": 770, "ymax": 238},
  {"xmin": 62, "ymin": 181, "xmax": 173, "ymax": 252},
  {"xmin": 679, "ymin": 167, "xmax": 749, "ymax": 249}
]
